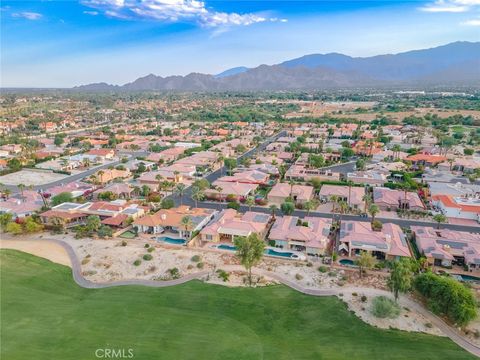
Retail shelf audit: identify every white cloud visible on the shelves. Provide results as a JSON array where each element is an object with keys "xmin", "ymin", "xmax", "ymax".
[
  {"xmin": 11, "ymin": 11, "xmax": 43, "ymax": 20},
  {"xmin": 83, "ymin": 10, "xmax": 99, "ymax": 15},
  {"xmin": 420, "ymin": 0, "xmax": 480, "ymax": 12},
  {"xmin": 81, "ymin": 0, "xmax": 285, "ymax": 27},
  {"xmin": 462, "ymin": 17, "xmax": 480, "ymax": 25}
]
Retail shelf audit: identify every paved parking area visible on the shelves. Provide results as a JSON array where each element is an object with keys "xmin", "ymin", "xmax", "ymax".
[{"xmin": 0, "ymin": 169, "xmax": 68, "ymax": 186}]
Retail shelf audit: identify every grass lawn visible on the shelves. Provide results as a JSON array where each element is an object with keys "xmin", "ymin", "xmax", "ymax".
[
  {"xmin": 1, "ymin": 249, "xmax": 476, "ymax": 360},
  {"xmin": 119, "ymin": 230, "xmax": 137, "ymax": 239}
]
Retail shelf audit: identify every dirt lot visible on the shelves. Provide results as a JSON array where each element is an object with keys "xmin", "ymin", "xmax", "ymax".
[{"xmin": 0, "ymin": 169, "xmax": 68, "ymax": 186}]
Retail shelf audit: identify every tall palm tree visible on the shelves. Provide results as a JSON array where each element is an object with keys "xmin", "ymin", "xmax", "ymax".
[
  {"xmin": 245, "ymin": 196, "xmax": 255, "ymax": 211},
  {"xmin": 173, "ymin": 170, "xmax": 180, "ymax": 183},
  {"xmin": 368, "ymin": 204, "xmax": 379, "ymax": 223},
  {"xmin": 174, "ymin": 183, "xmax": 186, "ymax": 205},
  {"xmin": 330, "ymin": 195, "xmax": 339, "ymax": 213},
  {"xmin": 347, "ymin": 181, "xmax": 353, "ymax": 208},
  {"xmin": 338, "ymin": 200, "xmax": 348, "ymax": 222},
  {"xmin": 155, "ymin": 174, "xmax": 163, "ymax": 193},
  {"xmin": 191, "ymin": 186, "xmax": 205, "ymax": 208},
  {"xmin": 17, "ymin": 183, "xmax": 26, "ymax": 201},
  {"xmin": 362, "ymin": 193, "xmax": 371, "ymax": 214},
  {"xmin": 269, "ymin": 204, "xmax": 278, "ymax": 220},
  {"xmin": 180, "ymin": 216, "xmax": 193, "ymax": 238},
  {"xmin": 97, "ymin": 170, "xmax": 105, "ymax": 184}
]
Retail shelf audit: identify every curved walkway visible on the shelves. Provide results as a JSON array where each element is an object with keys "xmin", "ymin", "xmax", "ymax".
[{"xmin": 3, "ymin": 238, "xmax": 480, "ymax": 358}]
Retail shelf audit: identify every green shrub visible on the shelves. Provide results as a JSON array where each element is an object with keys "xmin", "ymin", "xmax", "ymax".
[
  {"xmin": 216, "ymin": 269, "xmax": 230, "ymax": 282},
  {"xmin": 144, "ymin": 243, "xmax": 150, "ymax": 248},
  {"xmin": 371, "ymin": 296, "xmax": 400, "ymax": 319},
  {"xmin": 133, "ymin": 260, "xmax": 141, "ymax": 266},
  {"xmin": 147, "ymin": 247, "xmax": 155, "ymax": 253},
  {"xmin": 318, "ymin": 265, "xmax": 328, "ymax": 273},
  {"xmin": 143, "ymin": 254, "xmax": 153, "ymax": 261},
  {"xmin": 197, "ymin": 262, "xmax": 204, "ymax": 269},
  {"xmin": 414, "ymin": 272, "xmax": 477, "ymax": 325},
  {"xmin": 121, "ymin": 241, "xmax": 127, "ymax": 247},
  {"xmin": 191, "ymin": 255, "xmax": 201, "ymax": 262},
  {"xmin": 295, "ymin": 273, "xmax": 303, "ymax": 280},
  {"xmin": 168, "ymin": 267, "xmax": 180, "ymax": 279},
  {"xmin": 361, "ymin": 295, "xmax": 367, "ymax": 303}
]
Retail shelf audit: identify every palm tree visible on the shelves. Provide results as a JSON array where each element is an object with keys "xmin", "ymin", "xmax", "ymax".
[
  {"xmin": 338, "ymin": 200, "xmax": 348, "ymax": 223},
  {"xmin": 174, "ymin": 183, "xmax": 186, "ymax": 205},
  {"xmin": 17, "ymin": 183, "xmax": 26, "ymax": 201},
  {"xmin": 362, "ymin": 193, "xmax": 371, "ymax": 214},
  {"xmin": 330, "ymin": 195, "xmax": 339, "ymax": 213},
  {"xmin": 289, "ymin": 180, "xmax": 295, "ymax": 198},
  {"xmin": 392, "ymin": 144, "xmax": 402, "ymax": 160},
  {"xmin": 97, "ymin": 170, "xmax": 105, "ymax": 184},
  {"xmin": 269, "ymin": 204, "xmax": 278, "ymax": 220},
  {"xmin": 173, "ymin": 170, "xmax": 180, "ymax": 183},
  {"xmin": 347, "ymin": 181, "xmax": 353, "ymax": 208},
  {"xmin": 245, "ymin": 196, "xmax": 255, "ymax": 211},
  {"xmin": 368, "ymin": 204, "xmax": 379, "ymax": 223},
  {"xmin": 191, "ymin": 186, "xmax": 205, "ymax": 208},
  {"xmin": 180, "ymin": 216, "xmax": 193, "ymax": 238},
  {"xmin": 155, "ymin": 174, "xmax": 163, "ymax": 193}
]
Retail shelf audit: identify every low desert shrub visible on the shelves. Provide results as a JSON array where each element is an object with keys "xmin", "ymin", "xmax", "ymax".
[
  {"xmin": 318, "ymin": 265, "xmax": 328, "ymax": 273},
  {"xmin": 216, "ymin": 269, "xmax": 230, "ymax": 282},
  {"xmin": 191, "ymin": 255, "xmax": 201, "ymax": 262},
  {"xmin": 133, "ymin": 260, "xmax": 141, "ymax": 266},
  {"xmin": 143, "ymin": 254, "xmax": 153, "ymax": 261},
  {"xmin": 197, "ymin": 262, "xmax": 204, "ymax": 269},
  {"xmin": 371, "ymin": 296, "xmax": 400, "ymax": 319}
]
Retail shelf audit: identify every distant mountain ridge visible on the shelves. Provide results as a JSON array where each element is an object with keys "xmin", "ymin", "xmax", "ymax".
[{"xmin": 75, "ymin": 41, "xmax": 480, "ymax": 91}]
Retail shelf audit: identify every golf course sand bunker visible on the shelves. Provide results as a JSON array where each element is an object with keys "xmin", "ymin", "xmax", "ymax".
[{"xmin": 0, "ymin": 240, "xmax": 71, "ymax": 267}]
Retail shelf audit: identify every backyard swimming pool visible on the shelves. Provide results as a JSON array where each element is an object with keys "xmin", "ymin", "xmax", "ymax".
[
  {"xmin": 217, "ymin": 244, "xmax": 236, "ymax": 251},
  {"xmin": 452, "ymin": 274, "xmax": 480, "ymax": 283},
  {"xmin": 216, "ymin": 245, "xmax": 298, "ymax": 259},
  {"xmin": 265, "ymin": 249, "xmax": 297, "ymax": 259},
  {"xmin": 339, "ymin": 259, "xmax": 357, "ymax": 267},
  {"xmin": 157, "ymin": 237, "xmax": 187, "ymax": 245}
]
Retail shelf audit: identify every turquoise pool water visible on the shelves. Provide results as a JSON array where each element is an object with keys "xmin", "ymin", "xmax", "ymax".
[
  {"xmin": 217, "ymin": 245, "xmax": 297, "ymax": 259},
  {"xmin": 157, "ymin": 237, "xmax": 186, "ymax": 245},
  {"xmin": 265, "ymin": 249, "xmax": 295, "ymax": 258},
  {"xmin": 452, "ymin": 274, "xmax": 480, "ymax": 283},
  {"xmin": 218, "ymin": 244, "xmax": 236, "ymax": 251},
  {"xmin": 339, "ymin": 259, "xmax": 357, "ymax": 267}
]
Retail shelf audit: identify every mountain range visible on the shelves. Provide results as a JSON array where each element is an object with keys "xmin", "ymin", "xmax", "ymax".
[{"xmin": 75, "ymin": 41, "xmax": 480, "ymax": 91}]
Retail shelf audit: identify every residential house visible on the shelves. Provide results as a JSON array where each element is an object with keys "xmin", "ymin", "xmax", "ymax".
[
  {"xmin": 0, "ymin": 190, "xmax": 45, "ymax": 218},
  {"xmin": 339, "ymin": 221, "xmax": 411, "ymax": 260},
  {"xmin": 411, "ymin": 226, "xmax": 480, "ymax": 269},
  {"xmin": 200, "ymin": 209, "xmax": 271, "ymax": 243},
  {"xmin": 285, "ymin": 165, "xmax": 341, "ymax": 182},
  {"xmin": 319, "ymin": 185, "xmax": 365, "ymax": 209},
  {"xmin": 86, "ymin": 148, "xmax": 115, "ymax": 161},
  {"xmin": 431, "ymin": 194, "xmax": 480, "ymax": 221},
  {"xmin": 90, "ymin": 168, "xmax": 131, "ymax": 185},
  {"xmin": 146, "ymin": 147, "xmax": 185, "ymax": 164},
  {"xmin": 217, "ymin": 170, "xmax": 270, "ymax": 186},
  {"xmin": 406, "ymin": 154, "xmax": 447, "ymax": 168},
  {"xmin": 373, "ymin": 187, "xmax": 425, "ymax": 211},
  {"xmin": 268, "ymin": 216, "xmax": 332, "ymax": 256},
  {"xmin": 205, "ymin": 180, "xmax": 258, "ymax": 201},
  {"xmin": 346, "ymin": 170, "xmax": 387, "ymax": 186},
  {"xmin": 133, "ymin": 206, "xmax": 216, "ymax": 237},
  {"xmin": 268, "ymin": 183, "xmax": 314, "ymax": 206}
]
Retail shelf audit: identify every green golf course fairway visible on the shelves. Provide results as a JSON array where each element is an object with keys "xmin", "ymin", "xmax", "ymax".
[{"xmin": 1, "ymin": 249, "xmax": 476, "ymax": 360}]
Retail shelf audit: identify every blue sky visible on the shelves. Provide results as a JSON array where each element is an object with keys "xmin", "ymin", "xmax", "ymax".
[{"xmin": 1, "ymin": 0, "xmax": 479, "ymax": 87}]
